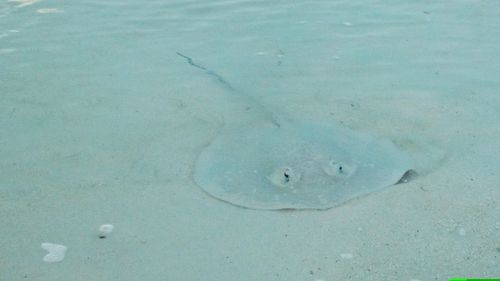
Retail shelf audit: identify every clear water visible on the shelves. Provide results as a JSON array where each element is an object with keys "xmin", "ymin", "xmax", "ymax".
[{"xmin": 1, "ymin": 0, "xmax": 499, "ymax": 280}]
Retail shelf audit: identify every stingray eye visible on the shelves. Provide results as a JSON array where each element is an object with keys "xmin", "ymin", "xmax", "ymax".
[
  {"xmin": 268, "ymin": 166, "xmax": 301, "ymax": 189},
  {"xmin": 323, "ymin": 160, "xmax": 355, "ymax": 177},
  {"xmin": 283, "ymin": 168, "xmax": 291, "ymax": 182}
]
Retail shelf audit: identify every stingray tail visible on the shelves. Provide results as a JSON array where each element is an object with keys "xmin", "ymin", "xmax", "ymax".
[{"xmin": 176, "ymin": 51, "xmax": 280, "ymax": 128}]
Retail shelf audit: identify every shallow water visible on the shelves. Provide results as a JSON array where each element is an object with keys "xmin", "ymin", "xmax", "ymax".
[{"xmin": 1, "ymin": 0, "xmax": 499, "ymax": 280}]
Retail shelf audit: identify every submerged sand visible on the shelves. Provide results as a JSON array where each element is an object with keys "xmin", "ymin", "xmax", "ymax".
[{"xmin": 1, "ymin": 1, "xmax": 499, "ymax": 280}]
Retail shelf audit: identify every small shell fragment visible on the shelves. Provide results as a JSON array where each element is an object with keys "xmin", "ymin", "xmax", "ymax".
[
  {"xmin": 98, "ymin": 224, "xmax": 114, "ymax": 238},
  {"xmin": 41, "ymin": 243, "xmax": 67, "ymax": 263}
]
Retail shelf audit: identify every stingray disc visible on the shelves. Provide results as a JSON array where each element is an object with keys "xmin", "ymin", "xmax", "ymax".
[{"xmin": 193, "ymin": 122, "xmax": 412, "ymax": 210}]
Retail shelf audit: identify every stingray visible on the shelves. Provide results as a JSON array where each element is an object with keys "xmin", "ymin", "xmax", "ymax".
[{"xmin": 177, "ymin": 52, "xmax": 413, "ymax": 210}]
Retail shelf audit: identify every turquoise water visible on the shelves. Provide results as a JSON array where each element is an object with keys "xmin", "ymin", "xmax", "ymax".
[{"xmin": 1, "ymin": 0, "xmax": 499, "ymax": 280}]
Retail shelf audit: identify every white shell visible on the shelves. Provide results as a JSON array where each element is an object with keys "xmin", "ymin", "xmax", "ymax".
[
  {"xmin": 41, "ymin": 243, "xmax": 67, "ymax": 263},
  {"xmin": 99, "ymin": 224, "xmax": 114, "ymax": 234}
]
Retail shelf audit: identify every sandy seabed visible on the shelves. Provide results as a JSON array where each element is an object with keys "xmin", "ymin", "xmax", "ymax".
[{"xmin": 1, "ymin": 0, "xmax": 499, "ymax": 280}]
